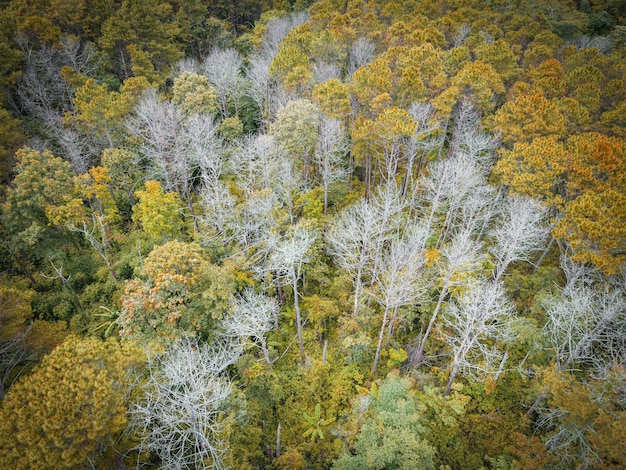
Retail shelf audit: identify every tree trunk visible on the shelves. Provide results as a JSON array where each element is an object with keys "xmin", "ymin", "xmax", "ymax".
[
  {"xmin": 292, "ymin": 276, "xmax": 306, "ymax": 364},
  {"xmin": 526, "ymin": 391, "xmax": 547, "ymax": 417},
  {"xmin": 414, "ymin": 283, "xmax": 449, "ymax": 366},
  {"xmin": 364, "ymin": 154, "xmax": 372, "ymax": 200},
  {"xmin": 372, "ymin": 307, "xmax": 390, "ymax": 375},
  {"xmin": 532, "ymin": 236, "xmax": 555, "ymax": 274},
  {"xmin": 444, "ymin": 364, "xmax": 459, "ymax": 396}
]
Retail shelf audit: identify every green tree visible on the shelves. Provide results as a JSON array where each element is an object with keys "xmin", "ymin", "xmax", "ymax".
[
  {"xmin": 0, "ymin": 107, "xmax": 24, "ymax": 185},
  {"xmin": 334, "ymin": 371, "xmax": 435, "ymax": 470},
  {"xmin": 100, "ymin": 147, "xmax": 143, "ymax": 206},
  {"xmin": 1, "ymin": 148, "xmax": 77, "ymax": 276},
  {"xmin": 12, "ymin": 0, "xmax": 115, "ymax": 43},
  {"xmin": 474, "ymin": 38, "xmax": 520, "ymax": 83},
  {"xmin": 99, "ymin": 0, "xmax": 183, "ymax": 80},
  {"xmin": 271, "ymin": 99, "xmax": 320, "ymax": 180}
]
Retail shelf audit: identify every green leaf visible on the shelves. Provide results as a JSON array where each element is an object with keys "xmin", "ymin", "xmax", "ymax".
[{"xmin": 303, "ymin": 412, "xmax": 316, "ymax": 425}]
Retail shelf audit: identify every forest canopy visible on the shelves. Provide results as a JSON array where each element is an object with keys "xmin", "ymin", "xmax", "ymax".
[{"xmin": 0, "ymin": 0, "xmax": 625, "ymax": 468}]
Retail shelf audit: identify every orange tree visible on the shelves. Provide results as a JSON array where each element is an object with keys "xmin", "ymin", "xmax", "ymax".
[{"xmin": 116, "ymin": 240, "xmax": 233, "ymax": 344}]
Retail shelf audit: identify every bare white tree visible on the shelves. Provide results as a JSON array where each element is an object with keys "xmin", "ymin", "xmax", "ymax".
[
  {"xmin": 544, "ymin": 257, "xmax": 626, "ymax": 372},
  {"xmin": 231, "ymin": 189, "xmax": 280, "ymax": 254},
  {"xmin": 368, "ymin": 185, "xmax": 407, "ymax": 281},
  {"xmin": 369, "ymin": 225, "xmax": 430, "ymax": 374},
  {"xmin": 243, "ymin": 13, "xmax": 308, "ymax": 130},
  {"xmin": 201, "ymin": 48, "xmax": 245, "ymax": 117},
  {"xmin": 326, "ymin": 198, "xmax": 380, "ymax": 318},
  {"xmin": 258, "ymin": 12, "xmax": 309, "ymax": 60},
  {"xmin": 449, "ymin": 99, "xmax": 497, "ymax": 167},
  {"xmin": 221, "ymin": 289, "xmax": 279, "ymax": 365},
  {"xmin": 527, "ymin": 257, "xmax": 626, "ymax": 418},
  {"xmin": 173, "ymin": 57, "xmax": 200, "ymax": 76},
  {"xmin": 348, "ymin": 37, "xmax": 376, "ymax": 76},
  {"xmin": 314, "ymin": 116, "xmax": 348, "ymax": 213},
  {"xmin": 441, "ymin": 279, "xmax": 515, "ymax": 395},
  {"xmin": 413, "ymin": 229, "xmax": 485, "ymax": 365},
  {"xmin": 199, "ymin": 175, "xmax": 236, "ymax": 243},
  {"xmin": 326, "ymin": 186, "xmax": 405, "ymax": 319},
  {"xmin": 457, "ymin": 182, "xmax": 500, "ymax": 237},
  {"xmin": 127, "ymin": 90, "xmax": 180, "ymax": 191},
  {"xmin": 265, "ymin": 224, "xmax": 317, "ymax": 364},
  {"xmin": 418, "ymin": 150, "xmax": 485, "ymax": 246},
  {"xmin": 452, "ymin": 23, "xmax": 471, "ymax": 47},
  {"xmin": 245, "ymin": 56, "xmax": 289, "ymax": 130},
  {"xmin": 489, "ymin": 194, "xmax": 550, "ymax": 281},
  {"xmin": 129, "ymin": 338, "xmax": 242, "ymax": 470},
  {"xmin": 16, "ymin": 36, "xmax": 101, "ymax": 171},
  {"xmin": 231, "ymin": 134, "xmax": 280, "ymax": 193},
  {"xmin": 401, "ymin": 102, "xmax": 441, "ymax": 198},
  {"xmin": 312, "ymin": 61, "xmax": 342, "ymax": 84},
  {"xmin": 128, "ymin": 90, "xmax": 222, "ymax": 214}
]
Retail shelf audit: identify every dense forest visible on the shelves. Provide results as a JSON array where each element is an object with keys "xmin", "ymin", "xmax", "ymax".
[{"xmin": 0, "ymin": 0, "xmax": 624, "ymax": 468}]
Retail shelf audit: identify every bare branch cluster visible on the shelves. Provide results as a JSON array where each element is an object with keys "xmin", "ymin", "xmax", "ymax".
[{"xmin": 129, "ymin": 338, "xmax": 242, "ymax": 469}]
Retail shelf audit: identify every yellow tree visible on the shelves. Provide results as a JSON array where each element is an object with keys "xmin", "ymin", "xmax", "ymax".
[
  {"xmin": 495, "ymin": 131, "xmax": 625, "ymax": 274},
  {"xmin": 312, "ymin": 78, "xmax": 351, "ymax": 119},
  {"xmin": 132, "ymin": 180, "xmax": 184, "ymax": 241},
  {"xmin": 452, "ymin": 60, "xmax": 505, "ymax": 114},
  {"xmin": 392, "ymin": 44, "xmax": 448, "ymax": 106},
  {"xmin": 493, "ymin": 93, "xmax": 567, "ymax": 146},
  {"xmin": 269, "ymin": 24, "xmax": 314, "ymax": 96},
  {"xmin": 525, "ymin": 58, "xmax": 567, "ymax": 100},
  {"xmin": 553, "ymin": 133, "xmax": 626, "ymax": 274},
  {"xmin": 43, "ymin": 164, "xmax": 124, "ymax": 280},
  {"xmin": 75, "ymin": 166, "xmax": 121, "ymax": 226},
  {"xmin": 493, "ymin": 137, "xmax": 568, "ymax": 208},
  {"xmin": 474, "ymin": 38, "xmax": 520, "ymax": 83},
  {"xmin": 0, "ymin": 335, "xmax": 145, "ymax": 469},
  {"xmin": 172, "ymin": 71, "xmax": 219, "ymax": 116},
  {"xmin": 65, "ymin": 77, "xmax": 148, "ymax": 148},
  {"xmin": 564, "ymin": 132, "xmax": 625, "ymax": 199},
  {"xmin": 350, "ymin": 57, "xmax": 393, "ymax": 117},
  {"xmin": 554, "ymin": 189, "xmax": 626, "ymax": 275}
]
